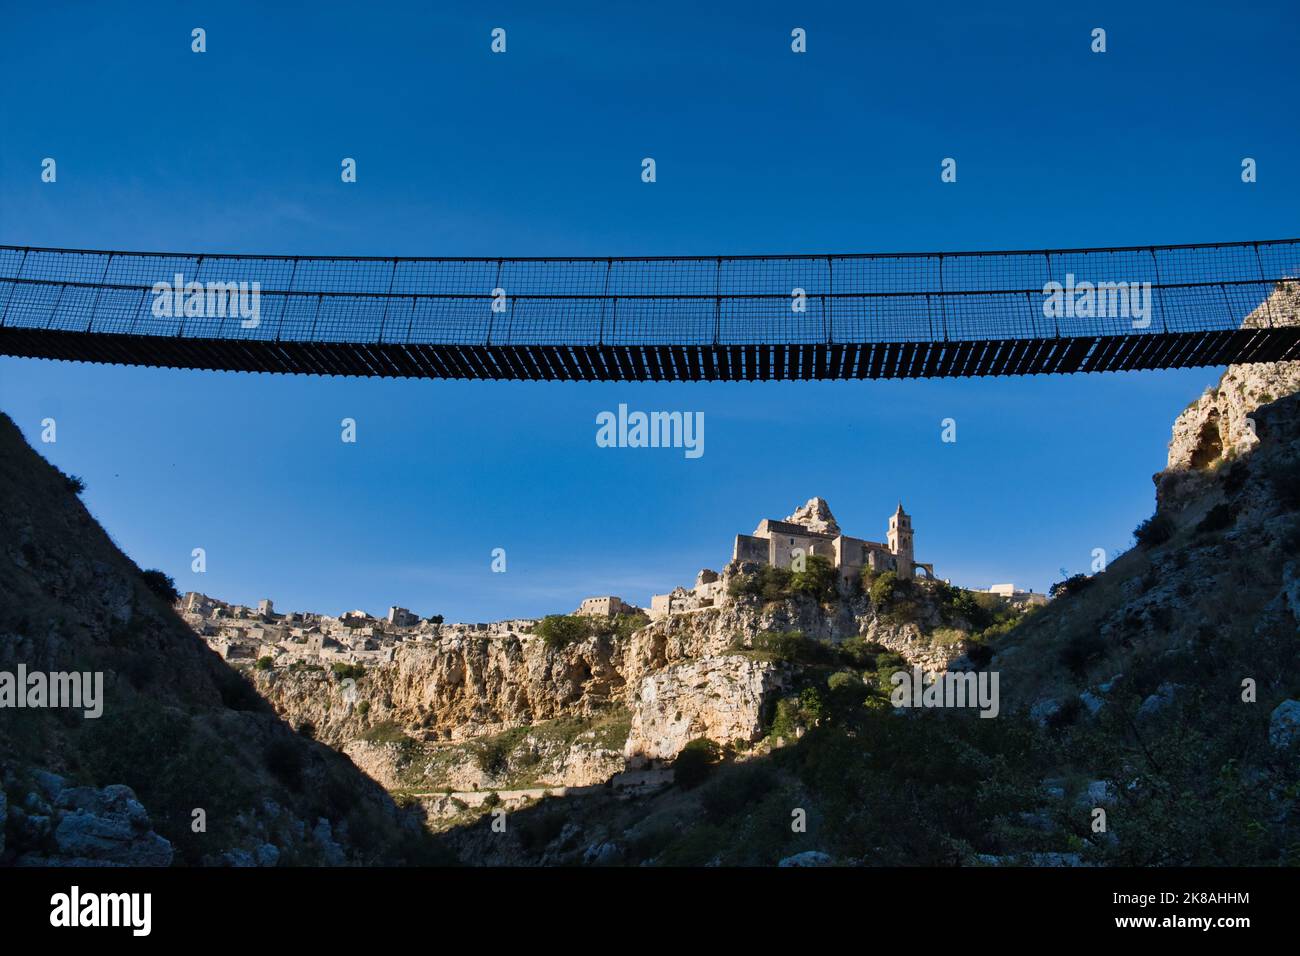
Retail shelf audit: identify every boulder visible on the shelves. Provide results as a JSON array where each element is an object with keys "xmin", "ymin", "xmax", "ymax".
[
  {"xmin": 1137, "ymin": 682, "xmax": 1180, "ymax": 721},
  {"xmin": 1268, "ymin": 699, "xmax": 1300, "ymax": 750},
  {"xmin": 778, "ymin": 850, "xmax": 834, "ymax": 867},
  {"xmin": 50, "ymin": 784, "xmax": 173, "ymax": 866}
]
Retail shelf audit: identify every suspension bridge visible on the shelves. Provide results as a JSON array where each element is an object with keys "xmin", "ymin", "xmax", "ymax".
[{"xmin": 0, "ymin": 240, "xmax": 1296, "ymax": 381}]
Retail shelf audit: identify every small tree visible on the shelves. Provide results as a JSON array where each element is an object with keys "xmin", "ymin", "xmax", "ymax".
[
  {"xmin": 140, "ymin": 568, "xmax": 180, "ymax": 604},
  {"xmin": 1049, "ymin": 574, "xmax": 1093, "ymax": 599},
  {"xmin": 791, "ymin": 553, "xmax": 839, "ymax": 603},
  {"xmin": 869, "ymin": 570, "xmax": 901, "ymax": 610},
  {"xmin": 536, "ymin": 614, "xmax": 591, "ymax": 649},
  {"xmin": 1134, "ymin": 513, "xmax": 1175, "ymax": 549}
]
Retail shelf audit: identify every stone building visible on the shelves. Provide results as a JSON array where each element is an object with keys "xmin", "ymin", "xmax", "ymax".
[
  {"xmin": 648, "ymin": 497, "xmax": 935, "ymax": 620},
  {"xmin": 387, "ymin": 606, "xmax": 419, "ymax": 628},
  {"xmin": 574, "ymin": 596, "xmax": 634, "ymax": 617},
  {"xmin": 731, "ymin": 497, "xmax": 933, "ymax": 589}
]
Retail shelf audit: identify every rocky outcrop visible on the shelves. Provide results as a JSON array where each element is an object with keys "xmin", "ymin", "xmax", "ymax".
[
  {"xmin": 783, "ymin": 496, "xmax": 840, "ymax": 535},
  {"xmin": 4, "ymin": 773, "xmax": 172, "ymax": 866},
  {"xmin": 251, "ymin": 578, "xmax": 968, "ymax": 777},
  {"xmin": 1269, "ymin": 700, "xmax": 1300, "ymax": 750},
  {"xmin": 253, "ymin": 632, "xmax": 624, "ymax": 747},
  {"xmin": 624, "ymin": 655, "xmax": 790, "ymax": 761},
  {"xmin": 1161, "ymin": 282, "xmax": 1300, "ymax": 514}
]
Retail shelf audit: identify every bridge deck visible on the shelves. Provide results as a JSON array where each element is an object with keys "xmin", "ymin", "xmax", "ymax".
[{"xmin": 1, "ymin": 241, "xmax": 1297, "ymax": 380}]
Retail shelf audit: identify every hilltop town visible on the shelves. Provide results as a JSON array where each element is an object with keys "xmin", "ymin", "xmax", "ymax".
[{"xmin": 178, "ymin": 497, "xmax": 1045, "ymax": 668}]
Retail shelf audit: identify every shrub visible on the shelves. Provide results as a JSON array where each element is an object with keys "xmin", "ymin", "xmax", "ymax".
[
  {"xmin": 673, "ymin": 738, "xmax": 721, "ymax": 790},
  {"xmin": 1195, "ymin": 503, "xmax": 1236, "ymax": 534},
  {"xmin": 790, "ymin": 554, "xmax": 839, "ymax": 603},
  {"xmin": 331, "ymin": 662, "xmax": 365, "ymax": 681},
  {"xmin": 838, "ymin": 636, "xmax": 881, "ymax": 669},
  {"xmin": 254, "ymin": 656, "xmax": 274, "ymax": 671},
  {"xmin": 1049, "ymin": 574, "xmax": 1093, "ymax": 599},
  {"xmin": 587, "ymin": 611, "xmax": 650, "ymax": 640},
  {"xmin": 1134, "ymin": 513, "xmax": 1175, "ymax": 549},
  {"xmin": 140, "ymin": 568, "xmax": 179, "ymax": 604},
  {"xmin": 63, "ymin": 473, "xmax": 86, "ymax": 494},
  {"xmin": 473, "ymin": 737, "xmax": 513, "ymax": 776},
  {"xmin": 727, "ymin": 573, "xmax": 761, "ymax": 598},
  {"xmin": 751, "ymin": 630, "xmax": 837, "ymax": 667},
  {"xmin": 536, "ymin": 614, "xmax": 590, "ymax": 649},
  {"xmin": 425, "ymin": 614, "xmax": 444, "ymax": 625},
  {"xmin": 869, "ymin": 571, "xmax": 900, "ymax": 610},
  {"xmin": 356, "ymin": 700, "xmax": 370, "ymax": 717},
  {"xmin": 759, "ymin": 566, "xmax": 793, "ymax": 602},
  {"xmin": 826, "ymin": 671, "xmax": 867, "ymax": 715}
]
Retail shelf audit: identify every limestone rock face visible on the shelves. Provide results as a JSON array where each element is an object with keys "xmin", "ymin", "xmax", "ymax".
[
  {"xmin": 623, "ymin": 655, "xmax": 790, "ymax": 761},
  {"xmin": 1162, "ymin": 283, "xmax": 1300, "ymax": 509},
  {"xmin": 784, "ymin": 496, "xmax": 840, "ymax": 535},
  {"xmin": 253, "ymin": 631, "xmax": 625, "ymax": 746}
]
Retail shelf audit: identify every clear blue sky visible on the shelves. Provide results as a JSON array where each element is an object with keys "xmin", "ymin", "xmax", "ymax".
[{"xmin": 1, "ymin": 2, "xmax": 1297, "ymax": 620}]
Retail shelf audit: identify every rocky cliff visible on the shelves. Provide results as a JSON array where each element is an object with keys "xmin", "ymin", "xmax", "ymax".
[
  {"xmin": 0, "ymin": 413, "xmax": 442, "ymax": 866},
  {"xmin": 247, "ymin": 573, "xmax": 970, "ymax": 795}
]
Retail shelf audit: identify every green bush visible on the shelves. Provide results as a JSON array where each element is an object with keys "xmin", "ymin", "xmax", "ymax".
[
  {"xmin": 869, "ymin": 570, "xmax": 900, "ymax": 610},
  {"xmin": 1049, "ymin": 574, "xmax": 1093, "ymax": 599},
  {"xmin": 673, "ymin": 738, "xmax": 722, "ymax": 789},
  {"xmin": 63, "ymin": 473, "xmax": 86, "ymax": 494},
  {"xmin": 727, "ymin": 573, "xmax": 761, "ymax": 598},
  {"xmin": 838, "ymin": 636, "xmax": 882, "ymax": 669},
  {"xmin": 760, "ymin": 566, "xmax": 793, "ymax": 602},
  {"xmin": 1134, "ymin": 513, "xmax": 1176, "ymax": 549},
  {"xmin": 791, "ymin": 554, "xmax": 839, "ymax": 603},
  {"xmin": 536, "ymin": 614, "xmax": 591, "ymax": 649},
  {"xmin": 751, "ymin": 630, "xmax": 837, "ymax": 667},
  {"xmin": 473, "ymin": 737, "xmax": 513, "ymax": 776},
  {"xmin": 254, "ymin": 656, "xmax": 274, "ymax": 671},
  {"xmin": 140, "ymin": 568, "xmax": 179, "ymax": 604},
  {"xmin": 331, "ymin": 662, "xmax": 365, "ymax": 681}
]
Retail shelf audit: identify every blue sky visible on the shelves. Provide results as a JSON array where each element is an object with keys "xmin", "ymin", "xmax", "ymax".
[{"xmin": 1, "ymin": 1, "xmax": 1297, "ymax": 620}]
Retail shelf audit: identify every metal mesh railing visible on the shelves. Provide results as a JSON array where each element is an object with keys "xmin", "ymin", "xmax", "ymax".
[{"xmin": 0, "ymin": 240, "xmax": 1296, "ymax": 347}]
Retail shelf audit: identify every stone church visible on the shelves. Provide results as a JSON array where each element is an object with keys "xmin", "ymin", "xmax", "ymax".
[
  {"xmin": 731, "ymin": 497, "xmax": 934, "ymax": 588},
  {"xmin": 648, "ymin": 497, "xmax": 934, "ymax": 619}
]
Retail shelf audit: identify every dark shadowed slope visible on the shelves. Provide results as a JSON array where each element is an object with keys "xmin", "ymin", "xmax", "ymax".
[{"xmin": 0, "ymin": 412, "xmax": 448, "ymax": 865}]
